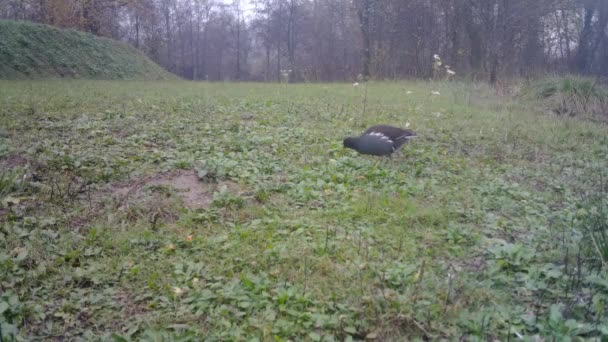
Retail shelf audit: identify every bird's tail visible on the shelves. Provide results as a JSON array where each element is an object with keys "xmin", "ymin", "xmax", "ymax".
[{"xmin": 395, "ymin": 132, "xmax": 417, "ymax": 141}]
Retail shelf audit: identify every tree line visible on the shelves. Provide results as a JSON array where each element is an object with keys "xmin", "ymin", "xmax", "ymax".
[{"xmin": 2, "ymin": 0, "xmax": 607, "ymax": 82}]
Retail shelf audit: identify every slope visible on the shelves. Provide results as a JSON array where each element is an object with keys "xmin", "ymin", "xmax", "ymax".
[{"xmin": 0, "ymin": 20, "xmax": 174, "ymax": 80}]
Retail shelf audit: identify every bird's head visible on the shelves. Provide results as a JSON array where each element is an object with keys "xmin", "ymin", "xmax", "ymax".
[{"xmin": 343, "ymin": 137, "xmax": 357, "ymax": 150}]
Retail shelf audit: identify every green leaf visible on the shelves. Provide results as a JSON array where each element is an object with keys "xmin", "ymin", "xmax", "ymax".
[
  {"xmin": 344, "ymin": 326, "xmax": 357, "ymax": 334},
  {"xmin": 549, "ymin": 304, "xmax": 563, "ymax": 322},
  {"xmin": 308, "ymin": 332, "xmax": 321, "ymax": 341},
  {"xmin": 111, "ymin": 334, "xmax": 130, "ymax": 342},
  {"xmin": 0, "ymin": 301, "xmax": 9, "ymax": 315}
]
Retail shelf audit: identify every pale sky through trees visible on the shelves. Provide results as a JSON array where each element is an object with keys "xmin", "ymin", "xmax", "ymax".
[{"xmin": 1, "ymin": 0, "xmax": 607, "ymax": 82}]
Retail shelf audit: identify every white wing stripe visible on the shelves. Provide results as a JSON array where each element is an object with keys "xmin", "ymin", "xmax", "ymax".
[{"xmin": 366, "ymin": 132, "xmax": 393, "ymax": 144}]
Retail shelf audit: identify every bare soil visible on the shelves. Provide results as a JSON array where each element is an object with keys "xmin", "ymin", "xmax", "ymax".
[
  {"xmin": 0, "ymin": 153, "xmax": 29, "ymax": 168},
  {"xmin": 111, "ymin": 170, "xmax": 214, "ymax": 209}
]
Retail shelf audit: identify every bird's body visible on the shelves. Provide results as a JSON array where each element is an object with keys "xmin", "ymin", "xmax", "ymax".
[{"xmin": 343, "ymin": 125, "xmax": 416, "ymax": 156}]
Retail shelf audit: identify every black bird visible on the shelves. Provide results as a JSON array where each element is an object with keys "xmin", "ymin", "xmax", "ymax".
[{"xmin": 343, "ymin": 125, "xmax": 416, "ymax": 156}]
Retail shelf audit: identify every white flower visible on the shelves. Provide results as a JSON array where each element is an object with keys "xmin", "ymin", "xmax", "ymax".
[
  {"xmin": 353, "ymin": 82, "xmax": 359, "ymax": 87},
  {"xmin": 433, "ymin": 112, "xmax": 442, "ymax": 117},
  {"xmin": 405, "ymin": 121, "xmax": 411, "ymax": 128},
  {"xmin": 433, "ymin": 54, "xmax": 441, "ymax": 60},
  {"xmin": 406, "ymin": 91, "xmax": 413, "ymax": 95},
  {"xmin": 172, "ymin": 287, "xmax": 184, "ymax": 296},
  {"xmin": 431, "ymin": 91, "xmax": 441, "ymax": 96}
]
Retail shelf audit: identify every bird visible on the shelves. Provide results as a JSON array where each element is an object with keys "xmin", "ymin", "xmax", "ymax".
[{"xmin": 343, "ymin": 125, "xmax": 416, "ymax": 156}]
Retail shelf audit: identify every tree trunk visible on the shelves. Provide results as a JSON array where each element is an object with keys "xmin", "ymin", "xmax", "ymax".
[
  {"xmin": 135, "ymin": 14, "xmax": 140, "ymax": 48},
  {"xmin": 236, "ymin": 17, "xmax": 241, "ymax": 80},
  {"xmin": 164, "ymin": 4, "xmax": 173, "ymax": 72},
  {"xmin": 356, "ymin": 0, "xmax": 372, "ymax": 79},
  {"xmin": 287, "ymin": 0, "xmax": 297, "ymax": 82},
  {"xmin": 265, "ymin": 44, "xmax": 271, "ymax": 81},
  {"xmin": 576, "ymin": 5, "xmax": 595, "ymax": 73},
  {"xmin": 190, "ymin": 13, "xmax": 196, "ymax": 80},
  {"xmin": 560, "ymin": 2, "xmax": 572, "ymax": 62}
]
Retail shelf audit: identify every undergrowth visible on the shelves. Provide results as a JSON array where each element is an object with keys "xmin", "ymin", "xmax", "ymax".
[{"xmin": 522, "ymin": 76, "xmax": 608, "ymax": 119}]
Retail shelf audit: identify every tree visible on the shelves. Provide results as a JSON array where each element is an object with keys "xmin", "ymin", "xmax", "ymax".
[
  {"xmin": 354, "ymin": 0, "xmax": 373, "ymax": 79},
  {"xmin": 3, "ymin": 0, "xmax": 607, "ymax": 81}
]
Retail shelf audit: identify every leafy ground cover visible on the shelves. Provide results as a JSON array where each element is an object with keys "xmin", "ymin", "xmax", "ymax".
[
  {"xmin": 1, "ymin": 80, "xmax": 607, "ymax": 341},
  {"xmin": 0, "ymin": 20, "xmax": 174, "ymax": 80}
]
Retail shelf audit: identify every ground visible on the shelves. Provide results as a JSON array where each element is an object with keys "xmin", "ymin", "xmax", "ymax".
[{"xmin": 1, "ymin": 80, "xmax": 607, "ymax": 341}]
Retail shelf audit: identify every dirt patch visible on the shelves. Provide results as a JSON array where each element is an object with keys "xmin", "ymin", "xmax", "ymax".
[
  {"xmin": 115, "ymin": 288, "xmax": 149, "ymax": 317},
  {"xmin": 462, "ymin": 255, "xmax": 487, "ymax": 273},
  {"xmin": 111, "ymin": 128, "xmax": 132, "ymax": 139},
  {"xmin": 70, "ymin": 170, "xmax": 248, "ymax": 229},
  {"xmin": 0, "ymin": 153, "xmax": 29, "ymax": 168},
  {"xmin": 112, "ymin": 170, "xmax": 214, "ymax": 209}
]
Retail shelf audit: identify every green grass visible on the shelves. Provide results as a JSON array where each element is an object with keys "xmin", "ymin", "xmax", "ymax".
[
  {"xmin": 1, "ymin": 80, "xmax": 608, "ymax": 341},
  {"xmin": 0, "ymin": 20, "xmax": 174, "ymax": 80},
  {"xmin": 522, "ymin": 76, "xmax": 608, "ymax": 118}
]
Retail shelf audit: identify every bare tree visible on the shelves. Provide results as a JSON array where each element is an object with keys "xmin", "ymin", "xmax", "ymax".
[{"xmin": 3, "ymin": 0, "xmax": 608, "ymax": 81}]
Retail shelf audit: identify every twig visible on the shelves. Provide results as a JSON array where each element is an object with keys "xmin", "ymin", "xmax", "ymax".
[
  {"xmin": 360, "ymin": 83, "xmax": 368, "ymax": 126},
  {"xmin": 87, "ymin": 184, "xmax": 92, "ymax": 210},
  {"xmin": 324, "ymin": 225, "xmax": 330, "ymax": 253},
  {"xmin": 379, "ymin": 248, "xmax": 389, "ymax": 306},
  {"xmin": 444, "ymin": 264, "xmax": 456, "ymax": 314},
  {"xmin": 358, "ymin": 227, "xmax": 362, "ymax": 255},
  {"xmin": 413, "ymin": 260, "xmax": 426, "ymax": 302},
  {"xmin": 303, "ymin": 257, "xmax": 308, "ymax": 296},
  {"xmin": 410, "ymin": 318, "xmax": 432, "ymax": 338},
  {"xmin": 115, "ymin": 180, "xmax": 145, "ymax": 209},
  {"xmin": 590, "ymin": 234, "xmax": 608, "ymax": 270}
]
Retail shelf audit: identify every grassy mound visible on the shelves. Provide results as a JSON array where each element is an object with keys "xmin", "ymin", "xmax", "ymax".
[
  {"xmin": 523, "ymin": 76, "xmax": 608, "ymax": 118},
  {"xmin": 0, "ymin": 20, "xmax": 174, "ymax": 80}
]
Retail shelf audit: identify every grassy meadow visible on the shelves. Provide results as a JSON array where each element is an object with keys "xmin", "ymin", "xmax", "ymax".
[{"xmin": 1, "ymin": 80, "xmax": 608, "ymax": 341}]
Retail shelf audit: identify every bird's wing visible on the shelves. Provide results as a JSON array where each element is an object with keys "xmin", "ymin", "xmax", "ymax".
[
  {"xmin": 363, "ymin": 125, "xmax": 399, "ymax": 136},
  {"xmin": 364, "ymin": 125, "xmax": 415, "ymax": 141},
  {"xmin": 366, "ymin": 132, "xmax": 394, "ymax": 144}
]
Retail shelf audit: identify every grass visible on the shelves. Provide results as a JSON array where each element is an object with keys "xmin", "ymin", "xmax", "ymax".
[
  {"xmin": 1, "ymin": 80, "xmax": 608, "ymax": 341},
  {"xmin": 522, "ymin": 75, "xmax": 608, "ymax": 119},
  {"xmin": 0, "ymin": 20, "xmax": 174, "ymax": 80}
]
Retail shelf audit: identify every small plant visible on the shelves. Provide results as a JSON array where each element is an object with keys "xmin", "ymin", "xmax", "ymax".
[
  {"xmin": 280, "ymin": 69, "xmax": 292, "ymax": 83},
  {"xmin": 578, "ymin": 190, "xmax": 608, "ymax": 270},
  {"xmin": 0, "ymin": 170, "xmax": 23, "ymax": 199},
  {"xmin": 432, "ymin": 54, "xmax": 456, "ymax": 80},
  {"xmin": 211, "ymin": 185, "xmax": 245, "ymax": 210}
]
